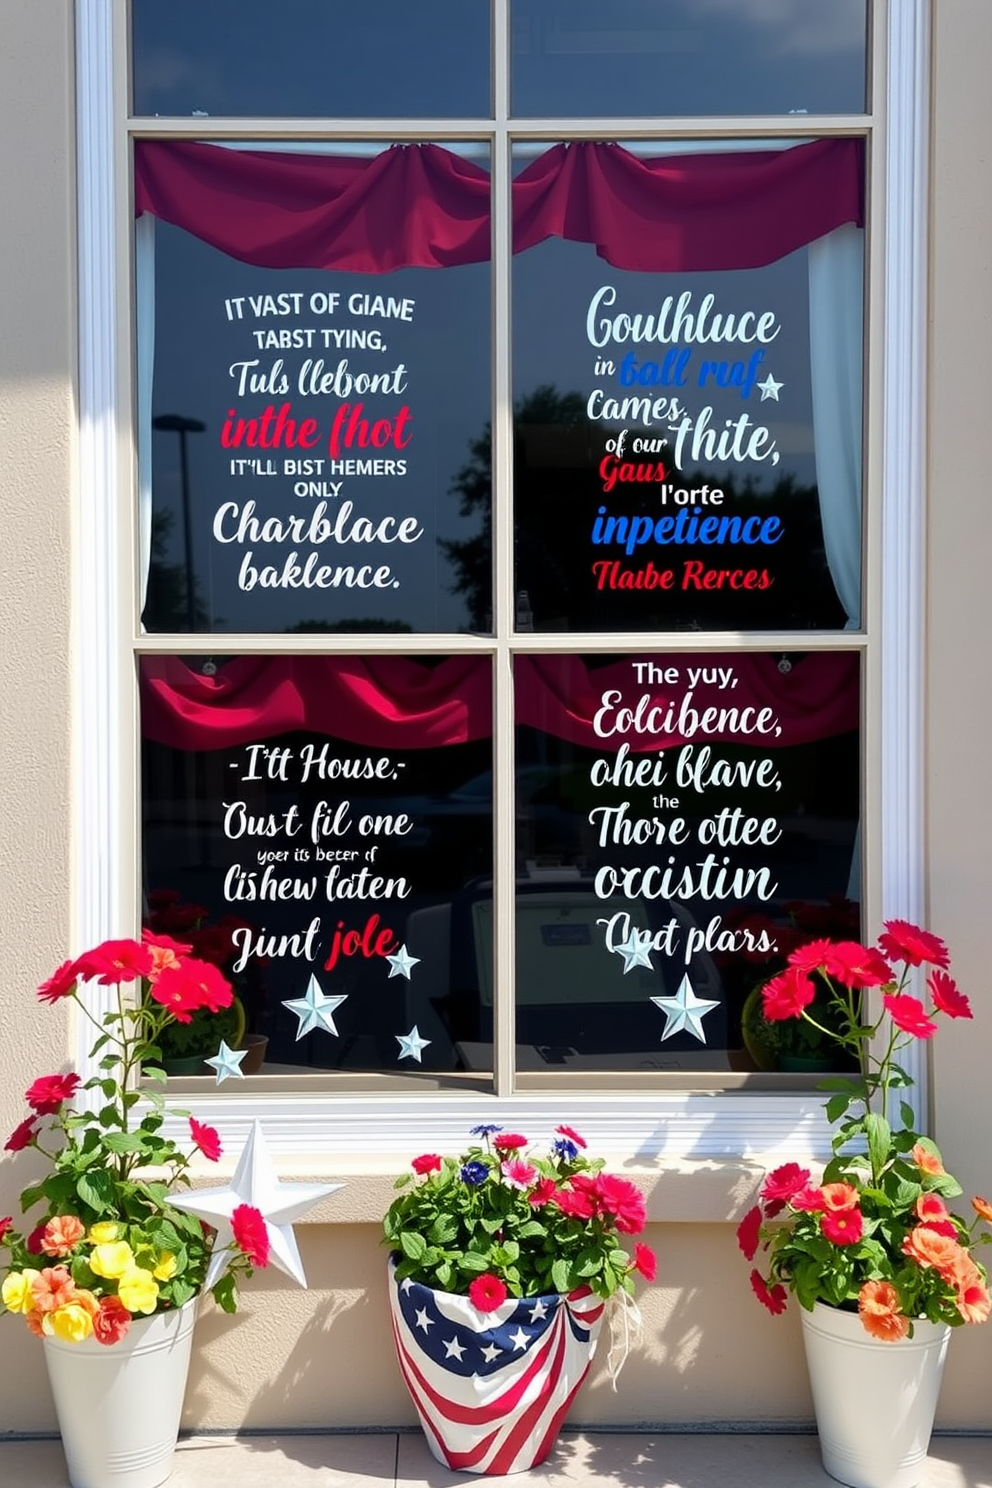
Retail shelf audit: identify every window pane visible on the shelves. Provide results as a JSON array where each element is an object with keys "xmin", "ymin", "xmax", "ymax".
[
  {"xmin": 511, "ymin": 652, "xmax": 861, "ymax": 1073},
  {"xmin": 510, "ymin": 143, "xmax": 863, "ymax": 633},
  {"xmin": 141, "ymin": 155, "xmax": 491, "ymax": 635},
  {"xmin": 131, "ymin": 0, "xmax": 491, "ymax": 118},
  {"xmin": 511, "ymin": 0, "xmax": 867, "ymax": 118},
  {"xmin": 140, "ymin": 655, "xmax": 493, "ymax": 1075}
]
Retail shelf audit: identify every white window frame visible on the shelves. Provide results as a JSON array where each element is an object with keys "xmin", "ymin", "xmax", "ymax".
[{"xmin": 74, "ymin": 0, "xmax": 929, "ymax": 1168}]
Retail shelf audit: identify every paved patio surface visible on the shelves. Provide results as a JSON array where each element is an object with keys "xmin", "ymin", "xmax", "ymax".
[{"xmin": 0, "ymin": 1431, "xmax": 989, "ymax": 1488}]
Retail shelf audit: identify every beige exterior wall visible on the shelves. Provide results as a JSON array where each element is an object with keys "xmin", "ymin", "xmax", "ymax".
[{"xmin": 1, "ymin": 0, "xmax": 992, "ymax": 1437}]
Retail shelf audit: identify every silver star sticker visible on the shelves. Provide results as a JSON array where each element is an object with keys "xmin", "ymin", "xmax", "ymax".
[
  {"xmin": 480, "ymin": 1342, "xmax": 502, "ymax": 1363},
  {"xmin": 509, "ymin": 1327, "xmax": 530, "ymax": 1351},
  {"xmin": 386, "ymin": 944, "xmax": 420, "ymax": 980},
  {"xmin": 757, "ymin": 373, "xmax": 783, "ymax": 401},
  {"xmin": 415, "ymin": 1308, "xmax": 434, "ymax": 1332},
  {"xmin": 612, "ymin": 929, "xmax": 654, "ymax": 974},
  {"xmin": 396, "ymin": 1025, "xmax": 431, "ymax": 1062},
  {"xmin": 282, "ymin": 975, "xmax": 347, "ymax": 1039},
  {"xmin": 651, "ymin": 976, "xmax": 721, "ymax": 1043},
  {"xmin": 443, "ymin": 1336, "xmax": 466, "ymax": 1360},
  {"xmin": 168, "ymin": 1120, "xmax": 342, "ymax": 1289},
  {"xmin": 204, "ymin": 1040, "xmax": 247, "ymax": 1084}
]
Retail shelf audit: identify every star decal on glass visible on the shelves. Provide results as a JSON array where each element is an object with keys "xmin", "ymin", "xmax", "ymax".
[
  {"xmin": 611, "ymin": 928, "xmax": 654, "ymax": 974},
  {"xmin": 385, "ymin": 944, "xmax": 420, "ymax": 980},
  {"xmin": 757, "ymin": 373, "xmax": 783, "ymax": 401},
  {"xmin": 651, "ymin": 975, "xmax": 721, "ymax": 1043},
  {"xmin": 281, "ymin": 974, "xmax": 347, "ymax": 1039},
  {"xmin": 396, "ymin": 1024, "xmax": 431, "ymax": 1062},
  {"xmin": 204, "ymin": 1040, "xmax": 247, "ymax": 1084}
]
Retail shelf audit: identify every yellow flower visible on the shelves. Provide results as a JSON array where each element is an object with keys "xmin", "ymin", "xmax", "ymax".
[
  {"xmin": 153, "ymin": 1252, "xmax": 177, "ymax": 1281},
  {"xmin": 89, "ymin": 1242, "xmax": 135, "ymax": 1279},
  {"xmin": 47, "ymin": 1303, "xmax": 95, "ymax": 1343},
  {"xmin": 87, "ymin": 1222, "xmax": 120, "ymax": 1245},
  {"xmin": 1, "ymin": 1270, "xmax": 37, "ymax": 1315},
  {"xmin": 117, "ymin": 1267, "xmax": 159, "ymax": 1315}
]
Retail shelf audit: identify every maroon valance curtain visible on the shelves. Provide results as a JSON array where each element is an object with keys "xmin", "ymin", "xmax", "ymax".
[
  {"xmin": 141, "ymin": 654, "xmax": 857, "ymax": 754},
  {"xmin": 134, "ymin": 138, "xmax": 864, "ymax": 274}
]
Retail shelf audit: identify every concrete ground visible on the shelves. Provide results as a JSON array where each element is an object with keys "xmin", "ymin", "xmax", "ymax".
[{"xmin": 0, "ymin": 1432, "xmax": 989, "ymax": 1487}]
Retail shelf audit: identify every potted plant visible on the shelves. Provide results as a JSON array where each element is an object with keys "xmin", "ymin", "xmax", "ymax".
[
  {"xmin": 0, "ymin": 933, "xmax": 271, "ymax": 1488},
  {"xmin": 382, "ymin": 1124, "xmax": 655, "ymax": 1475},
  {"xmin": 737, "ymin": 920, "xmax": 992, "ymax": 1488}
]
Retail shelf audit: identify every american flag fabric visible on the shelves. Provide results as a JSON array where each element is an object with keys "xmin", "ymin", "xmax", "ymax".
[{"xmin": 388, "ymin": 1263, "xmax": 604, "ymax": 1474}]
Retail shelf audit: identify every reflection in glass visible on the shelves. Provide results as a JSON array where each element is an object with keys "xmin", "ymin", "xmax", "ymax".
[
  {"xmin": 511, "ymin": 0, "xmax": 867, "ymax": 118},
  {"xmin": 511, "ymin": 652, "xmax": 861, "ymax": 1072},
  {"xmin": 131, "ymin": 0, "xmax": 490, "ymax": 118},
  {"xmin": 140, "ymin": 655, "xmax": 493, "ymax": 1075}
]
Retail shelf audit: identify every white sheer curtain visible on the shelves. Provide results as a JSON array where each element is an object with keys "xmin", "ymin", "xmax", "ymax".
[{"xmin": 808, "ymin": 224, "xmax": 864, "ymax": 628}]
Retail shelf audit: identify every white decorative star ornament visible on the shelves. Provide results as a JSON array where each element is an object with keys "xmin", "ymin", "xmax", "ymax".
[
  {"xmin": 612, "ymin": 929, "xmax": 654, "ymax": 974},
  {"xmin": 386, "ymin": 944, "xmax": 420, "ymax": 980},
  {"xmin": 396, "ymin": 1024, "xmax": 431, "ymax": 1062},
  {"xmin": 651, "ymin": 976, "xmax": 721, "ymax": 1043},
  {"xmin": 169, "ymin": 1120, "xmax": 343, "ymax": 1290},
  {"xmin": 204, "ymin": 1040, "xmax": 247, "ymax": 1085},
  {"xmin": 282, "ymin": 974, "xmax": 347, "ymax": 1039},
  {"xmin": 757, "ymin": 373, "xmax": 783, "ymax": 401}
]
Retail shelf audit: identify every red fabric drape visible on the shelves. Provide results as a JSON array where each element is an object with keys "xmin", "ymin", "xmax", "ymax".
[
  {"xmin": 134, "ymin": 138, "xmax": 864, "ymax": 273},
  {"xmin": 141, "ymin": 654, "xmax": 857, "ymax": 753}
]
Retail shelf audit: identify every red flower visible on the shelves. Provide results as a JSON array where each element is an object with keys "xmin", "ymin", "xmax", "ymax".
[
  {"xmin": 4, "ymin": 1115, "xmax": 39, "ymax": 1151},
  {"xmin": 823, "ymin": 941, "xmax": 893, "ymax": 990},
  {"xmin": 750, "ymin": 1269, "xmax": 788, "ymax": 1315},
  {"xmin": 37, "ymin": 960, "xmax": 79, "ymax": 1004},
  {"xmin": 181, "ymin": 957, "xmax": 234, "ymax": 1013},
  {"xmin": 760, "ymin": 1163, "xmax": 812, "ymax": 1205},
  {"xmin": 72, "ymin": 938, "xmax": 153, "ymax": 985},
  {"xmin": 821, "ymin": 1207, "xmax": 864, "ymax": 1245},
  {"xmin": 593, "ymin": 1174, "xmax": 647, "ymax": 1234},
  {"xmin": 786, "ymin": 939, "xmax": 838, "ymax": 974},
  {"xmin": 555, "ymin": 1124, "xmax": 587, "ymax": 1149},
  {"xmin": 492, "ymin": 1133, "xmax": 527, "ymax": 1152},
  {"xmin": 468, "ymin": 1273, "xmax": 507, "ymax": 1312},
  {"xmin": 553, "ymin": 1186, "xmax": 597, "ymax": 1220},
  {"xmin": 411, "ymin": 1153, "xmax": 442, "ymax": 1175},
  {"xmin": 878, "ymin": 920, "xmax": 950, "ymax": 970},
  {"xmin": 633, "ymin": 1242, "xmax": 657, "ymax": 1282},
  {"xmin": 142, "ymin": 929, "xmax": 193, "ymax": 980},
  {"xmin": 189, "ymin": 1118, "xmax": 222, "ymax": 1162},
  {"xmin": 928, "ymin": 969, "xmax": 972, "ymax": 1020},
  {"xmin": 761, "ymin": 966, "xmax": 815, "ymax": 1021},
  {"xmin": 25, "ymin": 1073, "xmax": 80, "ymax": 1115},
  {"xmin": 736, "ymin": 1205, "xmax": 763, "ymax": 1261},
  {"xmin": 25, "ymin": 1224, "xmax": 47, "ymax": 1254},
  {"xmin": 231, "ymin": 1204, "xmax": 270, "ymax": 1267},
  {"xmin": 883, "ymin": 993, "xmax": 938, "ymax": 1040},
  {"xmin": 92, "ymin": 1295, "xmax": 132, "ymax": 1346},
  {"xmin": 528, "ymin": 1178, "xmax": 559, "ymax": 1208},
  {"xmin": 0, "ymin": 1217, "xmax": 12, "ymax": 1243},
  {"xmin": 790, "ymin": 1185, "xmax": 827, "ymax": 1212}
]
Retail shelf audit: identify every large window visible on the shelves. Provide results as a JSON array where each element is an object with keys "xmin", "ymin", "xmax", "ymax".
[{"xmin": 122, "ymin": 1, "xmax": 880, "ymax": 1101}]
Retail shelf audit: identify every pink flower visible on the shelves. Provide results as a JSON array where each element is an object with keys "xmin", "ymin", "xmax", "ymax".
[
  {"xmin": 928, "ymin": 969, "xmax": 972, "ymax": 1019},
  {"xmin": 72, "ymin": 939, "xmax": 153, "ymax": 985},
  {"xmin": 411, "ymin": 1153, "xmax": 442, "ymax": 1175},
  {"xmin": 92, "ymin": 1295, "xmax": 132, "ymax": 1346},
  {"xmin": 231, "ymin": 1205, "xmax": 269, "ymax": 1267},
  {"xmin": 25, "ymin": 1073, "xmax": 80, "ymax": 1115},
  {"xmin": 528, "ymin": 1178, "xmax": 559, "ymax": 1208},
  {"xmin": 878, "ymin": 920, "xmax": 950, "ymax": 969},
  {"xmin": 4, "ymin": 1116, "xmax": 39, "ymax": 1152},
  {"xmin": 37, "ymin": 960, "xmax": 78, "ymax": 1004},
  {"xmin": 501, "ymin": 1158, "xmax": 538, "ymax": 1190},
  {"xmin": 189, "ymin": 1118, "xmax": 222, "ymax": 1162},
  {"xmin": 593, "ymin": 1174, "xmax": 647, "ymax": 1234},
  {"xmin": 821, "ymin": 1208, "xmax": 864, "ymax": 1245},
  {"xmin": 883, "ymin": 993, "xmax": 938, "ymax": 1040},
  {"xmin": 0, "ymin": 1217, "xmax": 12, "ymax": 1243},
  {"xmin": 790, "ymin": 1186, "xmax": 827, "ymax": 1212},
  {"xmin": 761, "ymin": 966, "xmax": 815, "ymax": 1021},
  {"xmin": 736, "ymin": 1205, "xmax": 763, "ymax": 1261},
  {"xmin": 750, "ymin": 1269, "xmax": 788, "ymax": 1315},
  {"xmin": 633, "ymin": 1242, "xmax": 657, "ymax": 1281},
  {"xmin": 469, "ymin": 1273, "xmax": 507, "ymax": 1311},
  {"xmin": 786, "ymin": 939, "xmax": 838, "ymax": 973},
  {"xmin": 760, "ymin": 1163, "xmax": 812, "ymax": 1205},
  {"xmin": 492, "ymin": 1133, "xmax": 527, "ymax": 1153},
  {"xmin": 823, "ymin": 942, "xmax": 894, "ymax": 990},
  {"xmin": 555, "ymin": 1125, "xmax": 587, "ymax": 1149},
  {"xmin": 553, "ymin": 1186, "xmax": 597, "ymax": 1220}
]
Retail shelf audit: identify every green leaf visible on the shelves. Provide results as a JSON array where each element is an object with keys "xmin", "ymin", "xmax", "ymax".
[
  {"xmin": 864, "ymin": 1112, "xmax": 892, "ymax": 1174},
  {"xmin": 212, "ymin": 1273, "xmax": 238, "ymax": 1314},
  {"xmin": 399, "ymin": 1230, "xmax": 427, "ymax": 1261},
  {"xmin": 459, "ymin": 1252, "xmax": 491, "ymax": 1274},
  {"xmin": 100, "ymin": 1132, "xmax": 146, "ymax": 1154},
  {"xmin": 551, "ymin": 1257, "xmax": 572, "ymax": 1293},
  {"xmin": 76, "ymin": 1169, "xmax": 115, "ymax": 1213}
]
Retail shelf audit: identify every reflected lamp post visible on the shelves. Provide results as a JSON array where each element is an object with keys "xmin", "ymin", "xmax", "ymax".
[{"xmin": 152, "ymin": 412, "xmax": 206, "ymax": 631}]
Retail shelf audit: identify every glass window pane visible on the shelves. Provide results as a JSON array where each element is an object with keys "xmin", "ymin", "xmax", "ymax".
[
  {"xmin": 512, "ymin": 651, "xmax": 861, "ymax": 1073},
  {"xmin": 511, "ymin": 0, "xmax": 867, "ymax": 118},
  {"xmin": 510, "ymin": 142, "xmax": 862, "ymax": 633},
  {"xmin": 131, "ymin": 0, "xmax": 491, "ymax": 118},
  {"xmin": 140, "ymin": 655, "xmax": 493, "ymax": 1076},
  {"xmin": 141, "ymin": 149, "xmax": 491, "ymax": 635}
]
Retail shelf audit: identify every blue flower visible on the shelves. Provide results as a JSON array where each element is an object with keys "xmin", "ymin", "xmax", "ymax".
[
  {"xmin": 553, "ymin": 1137, "xmax": 579, "ymax": 1161},
  {"xmin": 470, "ymin": 1123, "xmax": 502, "ymax": 1137},
  {"xmin": 460, "ymin": 1160, "xmax": 488, "ymax": 1185}
]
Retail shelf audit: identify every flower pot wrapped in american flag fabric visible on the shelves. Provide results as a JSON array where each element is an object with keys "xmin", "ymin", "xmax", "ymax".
[{"xmin": 389, "ymin": 1262, "xmax": 604, "ymax": 1474}]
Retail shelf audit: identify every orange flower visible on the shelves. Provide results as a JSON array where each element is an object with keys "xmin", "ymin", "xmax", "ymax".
[
  {"xmin": 915, "ymin": 1193, "xmax": 951, "ymax": 1225},
  {"xmin": 820, "ymin": 1183, "xmax": 860, "ymax": 1212},
  {"xmin": 28, "ymin": 1266, "xmax": 77, "ymax": 1314},
  {"xmin": 39, "ymin": 1215, "xmax": 86, "ymax": 1258},
  {"xmin": 902, "ymin": 1226, "xmax": 968, "ymax": 1282},
  {"xmin": 956, "ymin": 1276, "xmax": 991, "ymax": 1325},
  {"xmin": 858, "ymin": 1280, "xmax": 910, "ymax": 1342},
  {"xmin": 972, "ymin": 1196, "xmax": 992, "ymax": 1223},
  {"xmin": 911, "ymin": 1143, "xmax": 945, "ymax": 1176}
]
